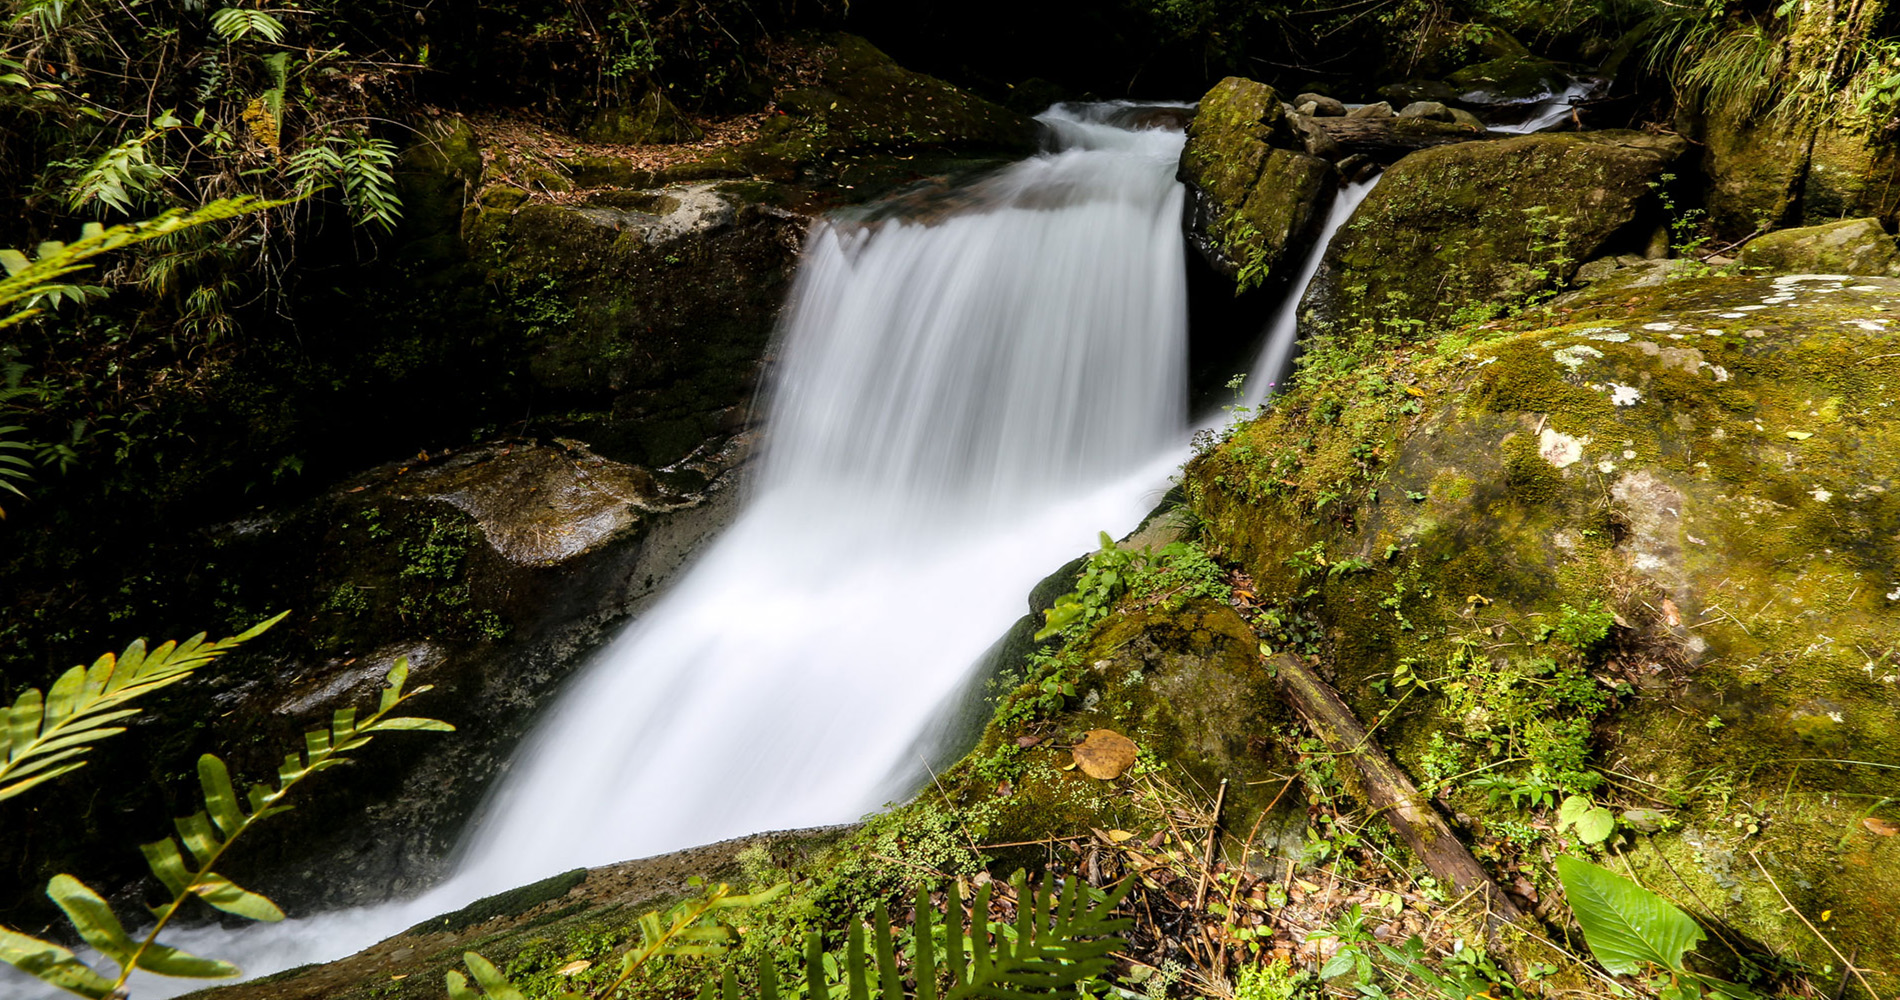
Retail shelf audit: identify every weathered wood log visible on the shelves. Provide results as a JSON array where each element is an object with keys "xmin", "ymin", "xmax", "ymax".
[
  {"xmin": 1309, "ymin": 116, "xmax": 1495, "ymax": 161},
  {"xmin": 1267, "ymin": 652, "xmax": 1573, "ymax": 985}
]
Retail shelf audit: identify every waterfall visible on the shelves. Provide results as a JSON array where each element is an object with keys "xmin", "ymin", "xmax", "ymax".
[
  {"xmin": 447, "ymin": 104, "xmax": 1193, "ymax": 888},
  {"xmin": 18, "ymin": 104, "xmax": 1197, "ymax": 999},
  {"xmin": 1243, "ymin": 177, "xmax": 1379, "ymax": 406}
]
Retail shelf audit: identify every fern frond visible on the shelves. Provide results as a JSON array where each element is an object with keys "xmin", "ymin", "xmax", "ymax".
[
  {"xmin": 0, "ymin": 657, "xmax": 454, "ymax": 996},
  {"xmin": 0, "ymin": 612, "xmax": 287, "ymax": 802},
  {"xmin": 209, "ymin": 8, "xmax": 287, "ymax": 44},
  {"xmin": 0, "ymin": 197, "xmax": 279, "ymax": 332}
]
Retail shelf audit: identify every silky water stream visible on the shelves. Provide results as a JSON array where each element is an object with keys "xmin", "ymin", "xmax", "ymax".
[{"xmin": 7, "ymin": 104, "xmax": 1374, "ymax": 997}]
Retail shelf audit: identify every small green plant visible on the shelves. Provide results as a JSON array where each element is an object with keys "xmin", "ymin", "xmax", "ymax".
[
  {"xmin": 0, "ymin": 656, "xmax": 452, "ymax": 996},
  {"xmin": 1555, "ymin": 856, "xmax": 1760, "ymax": 1000},
  {"xmin": 1035, "ymin": 535, "xmax": 1231, "ymax": 642}
]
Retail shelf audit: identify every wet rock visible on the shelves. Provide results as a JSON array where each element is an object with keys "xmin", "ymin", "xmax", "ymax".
[
  {"xmin": 1397, "ymin": 101, "xmax": 1455, "ymax": 122},
  {"xmin": 1347, "ymin": 100, "xmax": 1395, "ymax": 118},
  {"xmin": 1737, "ymin": 217, "xmax": 1900, "ymax": 277},
  {"xmin": 1379, "ymin": 79, "xmax": 1462, "ymax": 108},
  {"xmin": 1295, "ymin": 92, "xmax": 1347, "ymax": 117},
  {"xmin": 1303, "ymin": 130, "xmax": 1686, "ymax": 339},
  {"xmin": 1177, "ymin": 77, "xmax": 1335, "ymax": 288},
  {"xmin": 1448, "ymin": 54, "xmax": 1572, "ymax": 104}
]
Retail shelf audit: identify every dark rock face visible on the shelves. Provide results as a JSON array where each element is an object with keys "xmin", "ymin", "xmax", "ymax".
[
  {"xmin": 1301, "ymin": 130, "xmax": 1686, "ymax": 338},
  {"xmin": 1176, "ymin": 77, "xmax": 1335, "ymax": 287}
]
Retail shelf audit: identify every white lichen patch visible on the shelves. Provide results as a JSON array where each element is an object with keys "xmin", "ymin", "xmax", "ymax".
[
  {"xmin": 1845, "ymin": 318, "xmax": 1891, "ymax": 332},
  {"xmin": 1774, "ymin": 274, "xmax": 1852, "ymax": 284},
  {"xmin": 1705, "ymin": 364, "xmax": 1731, "ymax": 382},
  {"xmin": 1553, "ymin": 344, "xmax": 1605, "ymax": 370},
  {"xmin": 1609, "ymin": 383, "xmax": 1642, "ymax": 406},
  {"xmin": 1539, "ymin": 428, "xmax": 1588, "ymax": 468},
  {"xmin": 1583, "ymin": 329, "xmax": 1629, "ymax": 342},
  {"xmin": 1597, "ymin": 459, "xmax": 1617, "ymax": 473},
  {"xmin": 1718, "ymin": 312, "xmax": 1748, "ymax": 319},
  {"xmin": 1810, "ymin": 487, "xmax": 1833, "ymax": 502},
  {"xmin": 1642, "ymin": 321, "xmax": 1676, "ymax": 331}
]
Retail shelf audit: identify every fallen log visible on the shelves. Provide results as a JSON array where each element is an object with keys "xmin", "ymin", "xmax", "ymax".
[
  {"xmin": 1266, "ymin": 652, "xmax": 1579, "ymax": 987},
  {"xmin": 1309, "ymin": 116, "xmax": 1494, "ymax": 161}
]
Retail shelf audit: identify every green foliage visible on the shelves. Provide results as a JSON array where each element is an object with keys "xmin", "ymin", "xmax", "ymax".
[
  {"xmin": 1036, "ymin": 535, "xmax": 1231, "ymax": 642},
  {"xmin": 285, "ymin": 133, "xmax": 404, "ymax": 231},
  {"xmin": 1, "ymin": 654, "xmax": 453, "ymax": 997},
  {"xmin": 1556, "ymin": 794, "xmax": 1616, "ymax": 845},
  {"xmin": 1554, "ymin": 856, "xmax": 1759, "ymax": 999},
  {"xmin": 456, "ymin": 874, "xmax": 1131, "ymax": 1000},
  {"xmin": 0, "ymin": 612, "xmax": 284, "ymax": 801},
  {"xmin": 449, "ymin": 881, "xmax": 788, "ymax": 1000}
]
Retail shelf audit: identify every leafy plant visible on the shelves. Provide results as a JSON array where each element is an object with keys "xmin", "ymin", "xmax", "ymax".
[
  {"xmin": 0, "ymin": 613, "xmax": 284, "ymax": 801},
  {"xmin": 209, "ymin": 8, "xmax": 288, "ymax": 44},
  {"xmin": 1556, "ymin": 795, "xmax": 1616, "ymax": 845},
  {"xmin": 1555, "ymin": 856, "xmax": 1755, "ymax": 999},
  {"xmin": 453, "ymin": 873, "xmax": 1132, "ymax": 1000},
  {"xmin": 1, "ymin": 656, "xmax": 453, "ymax": 996},
  {"xmin": 448, "ymin": 881, "xmax": 788, "ymax": 1000}
]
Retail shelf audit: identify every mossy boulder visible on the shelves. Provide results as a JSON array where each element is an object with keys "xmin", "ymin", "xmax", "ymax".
[
  {"xmin": 1302, "ymin": 130, "xmax": 1685, "ymax": 339},
  {"xmin": 1685, "ymin": 100, "xmax": 1900, "ymax": 239},
  {"xmin": 1178, "ymin": 77, "xmax": 1335, "ymax": 287},
  {"xmin": 1446, "ymin": 54, "xmax": 1572, "ymax": 104},
  {"xmin": 739, "ymin": 33, "xmax": 1038, "ymax": 183},
  {"xmin": 1737, "ymin": 216, "xmax": 1900, "ymax": 277},
  {"xmin": 1189, "ymin": 274, "xmax": 1900, "ymax": 973},
  {"xmin": 585, "ymin": 88, "xmax": 706, "ymax": 145}
]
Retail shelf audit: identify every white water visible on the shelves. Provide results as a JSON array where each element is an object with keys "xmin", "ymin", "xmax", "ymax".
[
  {"xmin": 1485, "ymin": 79, "xmax": 1597, "ymax": 134},
  {"xmin": 1242, "ymin": 177, "xmax": 1379, "ymax": 407},
  {"xmin": 3, "ymin": 104, "xmax": 1205, "ymax": 999}
]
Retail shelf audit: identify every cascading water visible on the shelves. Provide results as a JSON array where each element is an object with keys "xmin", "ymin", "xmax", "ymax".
[
  {"xmin": 8, "ymin": 104, "xmax": 1203, "ymax": 999},
  {"xmin": 1242, "ymin": 177, "xmax": 1379, "ymax": 407},
  {"xmin": 1485, "ymin": 79, "xmax": 1600, "ymax": 134}
]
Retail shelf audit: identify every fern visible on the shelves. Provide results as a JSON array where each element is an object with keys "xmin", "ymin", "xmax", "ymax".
[
  {"xmin": 451, "ymin": 874, "xmax": 1132, "ymax": 1000},
  {"xmin": 0, "ymin": 613, "xmax": 286, "ymax": 802},
  {"xmin": 0, "ymin": 197, "xmax": 276, "ymax": 331},
  {"xmin": 209, "ymin": 8, "xmax": 287, "ymax": 44},
  {"xmin": 0, "ymin": 425, "xmax": 32, "ymax": 517},
  {"xmin": 285, "ymin": 133, "xmax": 403, "ymax": 231},
  {"xmin": 0, "ymin": 658, "xmax": 453, "ymax": 997},
  {"xmin": 65, "ymin": 111, "xmax": 185, "ymax": 215}
]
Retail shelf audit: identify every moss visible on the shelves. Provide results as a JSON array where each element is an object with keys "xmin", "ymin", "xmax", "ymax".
[
  {"xmin": 1306, "ymin": 131, "xmax": 1686, "ymax": 341},
  {"xmin": 409, "ymin": 868, "xmax": 589, "ymax": 935},
  {"xmin": 1178, "ymin": 77, "xmax": 1333, "ymax": 283},
  {"xmin": 1186, "ymin": 274, "xmax": 1900, "ymax": 974}
]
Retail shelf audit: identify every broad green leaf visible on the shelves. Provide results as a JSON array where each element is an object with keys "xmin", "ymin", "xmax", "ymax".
[
  {"xmin": 1556, "ymin": 855, "xmax": 1705, "ymax": 976},
  {"xmin": 380, "ymin": 658, "xmax": 410, "ymax": 713},
  {"xmin": 140, "ymin": 838, "xmax": 193, "ymax": 895},
  {"xmin": 0, "ymin": 926, "xmax": 117, "ymax": 998},
  {"xmin": 46, "ymin": 875, "xmax": 135, "ymax": 966},
  {"xmin": 448, "ymin": 970, "xmax": 481, "ymax": 1000},
  {"xmin": 199, "ymin": 754, "xmax": 246, "ymax": 836},
  {"xmin": 136, "ymin": 940, "xmax": 239, "ymax": 978},
  {"xmin": 191, "ymin": 872, "xmax": 285, "ymax": 922},
  {"xmin": 463, "ymin": 952, "xmax": 527, "ymax": 1000},
  {"xmin": 174, "ymin": 811, "xmax": 223, "ymax": 867},
  {"xmin": 364, "ymin": 716, "xmax": 455, "ymax": 733}
]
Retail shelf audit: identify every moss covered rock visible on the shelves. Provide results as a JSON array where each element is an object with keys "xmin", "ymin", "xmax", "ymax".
[
  {"xmin": 1190, "ymin": 274, "xmax": 1900, "ymax": 974},
  {"xmin": 739, "ymin": 33, "xmax": 1038, "ymax": 183},
  {"xmin": 1737, "ymin": 216, "xmax": 1900, "ymax": 277},
  {"xmin": 1302, "ymin": 130, "xmax": 1685, "ymax": 339},
  {"xmin": 1178, "ymin": 77, "xmax": 1335, "ymax": 287},
  {"xmin": 1685, "ymin": 101, "xmax": 1900, "ymax": 239},
  {"xmin": 585, "ymin": 88, "xmax": 706, "ymax": 145}
]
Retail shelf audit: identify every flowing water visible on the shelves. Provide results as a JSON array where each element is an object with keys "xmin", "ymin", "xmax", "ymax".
[
  {"xmin": 7, "ymin": 103, "xmax": 1379, "ymax": 998},
  {"xmin": 1485, "ymin": 79, "xmax": 1600, "ymax": 134},
  {"xmin": 1242, "ymin": 177, "xmax": 1379, "ymax": 407}
]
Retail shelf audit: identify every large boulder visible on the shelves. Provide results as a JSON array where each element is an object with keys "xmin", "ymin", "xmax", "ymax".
[
  {"xmin": 740, "ymin": 33, "xmax": 1039, "ymax": 183},
  {"xmin": 1177, "ymin": 76, "xmax": 1335, "ymax": 288},
  {"xmin": 1685, "ymin": 96, "xmax": 1900, "ymax": 240},
  {"xmin": 1191, "ymin": 274, "xmax": 1900, "ymax": 972},
  {"xmin": 1738, "ymin": 217, "xmax": 1900, "ymax": 276},
  {"xmin": 1301, "ymin": 130, "xmax": 1685, "ymax": 339}
]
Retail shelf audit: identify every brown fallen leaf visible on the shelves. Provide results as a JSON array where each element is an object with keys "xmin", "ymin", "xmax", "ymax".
[
  {"xmin": 1864, "ymin": 816, "xmax": 1898, "ymax": 837},
  {"xmin": 1072, "ymin": 729, "xmax": 1138, "ymax": 780},
  {"xmin": 1015, "ymin": 734, "xmax": 1041, "ymax": 748},
  {"xmin": 556, "ymin": 960, "xmax": 592, "ymax": 976},
  {"xmin": 1662, "ymin": 597, "xmax": 1681, "ymax": 627}
]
